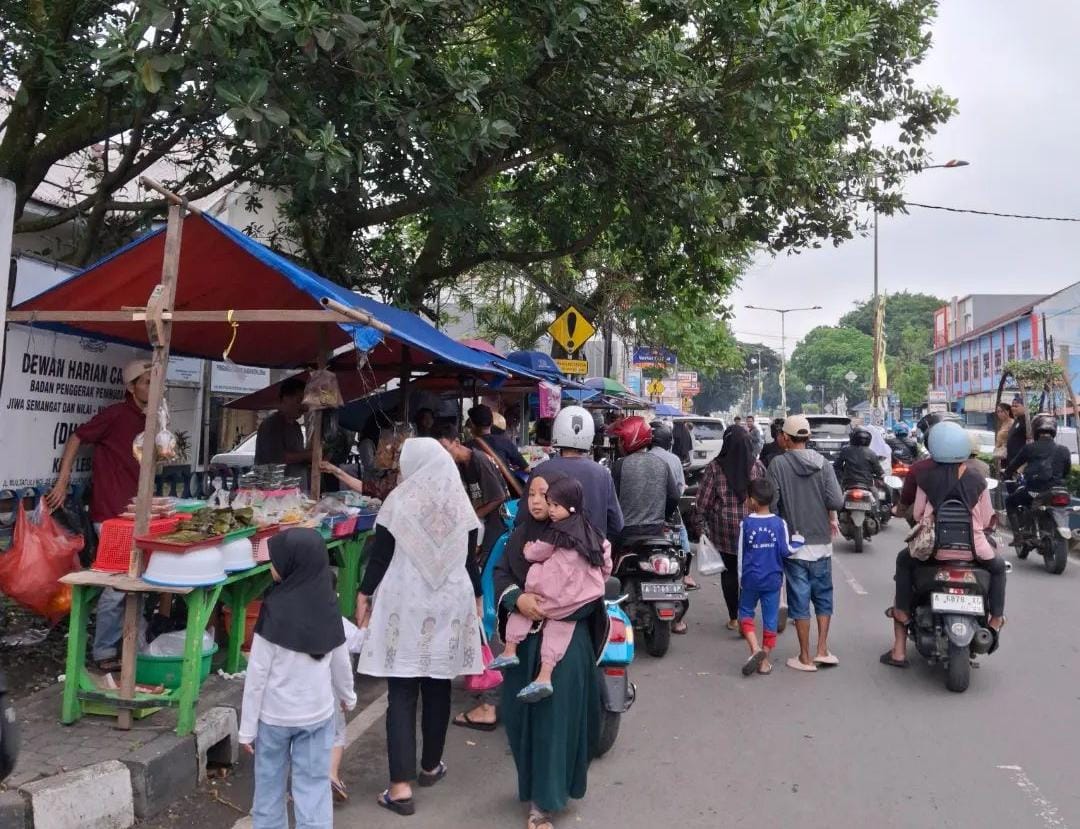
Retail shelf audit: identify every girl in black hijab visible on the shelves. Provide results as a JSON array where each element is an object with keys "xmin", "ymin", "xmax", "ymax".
[{"xmin": 240, "ymin": 529, "xmax": 356, "ymax": 828}]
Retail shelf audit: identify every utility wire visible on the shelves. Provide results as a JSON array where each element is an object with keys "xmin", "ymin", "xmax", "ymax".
[{"xmin": 905, "ymin": 202, "xmax": 1080, "ymax": 223}]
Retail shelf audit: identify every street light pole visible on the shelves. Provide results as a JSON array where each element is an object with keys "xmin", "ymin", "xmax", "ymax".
[
  {"xmin": 746, "ymin": 304, "xmax": 822, "ymax": 415},
  {"xmin": 870, "ymin": 159, "xmax": 970, "ymax": 413}
]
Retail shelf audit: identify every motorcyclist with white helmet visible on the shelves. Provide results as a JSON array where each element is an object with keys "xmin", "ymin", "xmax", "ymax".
[
  {"xmin": 882, "ymin": 420, "xmax": 1006, "ymax": 668},
  {"xmin": 525, "ymin": 406, "xmax": 625, "ymax": 539}
]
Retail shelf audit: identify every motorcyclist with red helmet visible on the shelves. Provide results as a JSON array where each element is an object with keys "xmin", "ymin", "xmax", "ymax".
[{"xmin": 611, "ymin": 415, "xmax": 681, "ymax": 541}]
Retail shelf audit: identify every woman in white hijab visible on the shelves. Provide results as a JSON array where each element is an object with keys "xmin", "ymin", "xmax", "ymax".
[{"xmin": 355, "ymin": 437, "xmax": 484, "ymax": 816}]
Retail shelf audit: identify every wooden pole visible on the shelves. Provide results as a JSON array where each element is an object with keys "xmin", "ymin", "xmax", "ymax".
[
  {"xmin": 117, "ymin": 202, "xmax": 184, "ymax": 728},
  {"xmin": 310, "ymin": 326, "xmax": 328, "ymax": 499},
  {"xmin": 400, "ymin": 347, "xmax": 412, "ymax": 424}
]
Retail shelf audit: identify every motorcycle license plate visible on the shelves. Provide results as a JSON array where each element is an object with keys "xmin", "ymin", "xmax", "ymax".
[
  {"xmin": 930, "ymin": 592, "xmax": 984, "ymax": 615},
  {"xmin": 845, "ymin": 502, "xmax": 870, "ymax": 510},
  {"xmin": 640, "ymin": 582, "xmax": 687, "ymax": 601}
]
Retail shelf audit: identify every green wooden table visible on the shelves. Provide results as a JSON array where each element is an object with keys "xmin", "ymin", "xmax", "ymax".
[
  {"xmin": 60, "ymin": 565, "xmax": 273, "ymax": 736},
  {"xmin": 59, "ymin": 529, "xmax": 371, "ymax": 736},
  {"xmin": 326, "ymin": 529, "xmax": 372, "ymax": 619}
]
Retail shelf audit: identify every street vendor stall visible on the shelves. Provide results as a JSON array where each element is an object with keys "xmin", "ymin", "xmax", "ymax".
[{"xmin": 7, "ymin": 178, "xmax": 507, "ymax": 734}]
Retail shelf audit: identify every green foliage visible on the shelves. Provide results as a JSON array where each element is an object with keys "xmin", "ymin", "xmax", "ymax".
[
  {"xmin": 630, "ymin": 290, "xmax": 742, "ymax": 380},
  {"xmin": 789, "ymin": 325, "xmax": 874, "ymax": 404},
  {"xmin": 838, "ymin": 292, "xmax": 943, "ymax": 360},
  {"xmin": 1003, "ymin": 360, "xmax": 1066, "ymax": 386},
  {"xmin": 458, "ymin": 284, "xmax": 554, "ymax": 352},
  {"xmin": 889, "ymin": 359, "xmax": 929, "ymax": 407},
  {"xmin": 694, "ymin": 342, "xmax": 785, "ymax": 415}
]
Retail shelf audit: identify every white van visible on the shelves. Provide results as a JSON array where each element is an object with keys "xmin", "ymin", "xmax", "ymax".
[{"xmin": 672, "ymin": 416, "xmax": 727, "ymax": 471}]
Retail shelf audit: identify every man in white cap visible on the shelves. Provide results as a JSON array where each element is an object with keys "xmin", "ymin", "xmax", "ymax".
[{"xmin": 45, "ymin": 358, "xmax": 151, "ymax": 671}]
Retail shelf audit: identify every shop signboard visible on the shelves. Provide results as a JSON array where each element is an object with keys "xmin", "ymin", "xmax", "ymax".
[
  {"xmin": 210, "ymin": 362, "xmax": 271, "ymax": 396},
  {"xmin": 632, "ymin": 346, "xmax": 676, "ymax": 369},
  {"xmin": 0, "ymin": 325, "xmax": 146, "ymax": 490}
]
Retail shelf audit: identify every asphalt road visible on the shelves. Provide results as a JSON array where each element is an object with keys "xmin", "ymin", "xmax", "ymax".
[{"xmin": 197, "ymin": 519, "xmax": 1080, "ymax": 829}]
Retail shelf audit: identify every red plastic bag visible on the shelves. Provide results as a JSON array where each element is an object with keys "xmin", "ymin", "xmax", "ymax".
[
  {"xmin": 0, "ymin": 503, "xmax": 82, "ymax": 623},
  {"xmin": 463, "ymin": 626, "xmax": 503, "ymax": 693}
]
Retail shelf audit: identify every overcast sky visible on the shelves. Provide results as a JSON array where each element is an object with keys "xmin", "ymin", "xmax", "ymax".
[{"xmin": 732, "ymin": 0, "xmax": 1080, "ymax": 354}]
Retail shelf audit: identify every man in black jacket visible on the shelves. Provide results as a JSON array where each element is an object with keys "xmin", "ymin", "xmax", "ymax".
[
  {"xmin": 833, "ymin": 427, "xmax": 885, "ymax": 490},
  {"xmin": 1005, "ymin": 396, "xmax": 1029, "ymax": 469},
  {"xmin": 1005, "ymin": 413, "xmax": 1072, "ymax": 539}
]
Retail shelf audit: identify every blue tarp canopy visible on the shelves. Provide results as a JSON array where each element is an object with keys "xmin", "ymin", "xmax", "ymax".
[
  {"xmin": 654, "ymin": 403, "xmax": 682, "ymax": 416},
  {"xmin": 11, "ymin": 213, "xmax": 506, "ymax": 380}
]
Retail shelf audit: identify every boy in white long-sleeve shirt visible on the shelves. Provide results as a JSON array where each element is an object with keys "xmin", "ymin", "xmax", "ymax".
[{"xmin": 240, "ymin": 530, "xmax": 357, "ymax": 829}]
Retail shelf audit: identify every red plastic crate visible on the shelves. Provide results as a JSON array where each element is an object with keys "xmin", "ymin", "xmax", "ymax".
[{"xmin": 94, "ymin": 516, "xmax": 181, "ymax": 573}]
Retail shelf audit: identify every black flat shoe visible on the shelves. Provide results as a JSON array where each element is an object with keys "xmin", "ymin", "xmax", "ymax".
[{"xmin": 879, "ymin": 651, "xmax": 909, "ymax": 669}]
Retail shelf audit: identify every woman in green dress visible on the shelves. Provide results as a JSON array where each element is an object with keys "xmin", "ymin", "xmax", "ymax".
[{"xmin": 495, "ymin": 471, "xmax": 607, "ymax": 829}]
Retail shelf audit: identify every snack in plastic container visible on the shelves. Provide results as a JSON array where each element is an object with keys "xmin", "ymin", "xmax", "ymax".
[
  {"xmin": 133, "ymin": 399, "xmax": 179, "ymax": 464},
  {"xmin": 375, "ymin": 424, "xmax": 413, "ymax": 470}
]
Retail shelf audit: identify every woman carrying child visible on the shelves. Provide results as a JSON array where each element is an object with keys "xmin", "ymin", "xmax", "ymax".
[
  {"xmin": 495, "ymin": 472, "xmax": 610, "ymax": 829},
  {"xmin": 239, "ymin": 528, "xmax": 357, "ymax": 829}
]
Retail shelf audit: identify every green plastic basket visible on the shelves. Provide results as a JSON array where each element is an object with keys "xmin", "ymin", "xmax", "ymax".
[{"xmin": 135, "ymin": 643, "xmax": 218, "ymax": 690}]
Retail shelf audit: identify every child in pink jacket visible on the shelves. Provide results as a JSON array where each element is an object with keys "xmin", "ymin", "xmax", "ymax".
[{"xmin": 490, "ymin": 477, "xmax": 612, "ymax": 702}]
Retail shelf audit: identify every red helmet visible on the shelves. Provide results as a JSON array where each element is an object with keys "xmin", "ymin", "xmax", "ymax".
[{"xmin": 616, "ymin": 415, "xmax": 653, "ymax": 455}]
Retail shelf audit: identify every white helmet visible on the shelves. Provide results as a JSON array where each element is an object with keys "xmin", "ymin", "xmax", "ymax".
[{"xmin": 552, "ymin": 405, "xmax": 595, "ymax": 451}]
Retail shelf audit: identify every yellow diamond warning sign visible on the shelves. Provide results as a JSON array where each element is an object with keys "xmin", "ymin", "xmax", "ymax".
[{"xmin": 548, "ymin": 306, "xmax": 596, "ymax": 355}]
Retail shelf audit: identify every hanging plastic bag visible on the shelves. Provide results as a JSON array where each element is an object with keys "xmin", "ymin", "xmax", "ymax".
[
  {"xmin": 302, "ymin": 369, "xmax": 344, "ymax": 411},
  {"xmin": 144, "ymin": 629, "xmax": 216, "ymax": 657},
  {"xmin": 463, "ymin": 625, "xmax": 503, "ymax": 693},
  {"xmin": 696, "ymin": 533, "xmax": 726, "ymax": 577},
  {"xmin": 0, "ymin": 503, "xmax": 82, "ymax": 623},
  {"xmin": 133, "ymin": 399, "xmax": 178, "ymax": 464}
]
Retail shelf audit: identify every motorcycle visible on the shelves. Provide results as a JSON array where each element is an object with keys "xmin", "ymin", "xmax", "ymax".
[
  {"xmin": 884, "ymin": 476, "xmax": 1001, "ymax": 693},
  {"xmin": 481, "ymin": 501, "xmax": 635, "ymax": 757},
  {"xmin": 596, "ymin": 577, "xmax": 636, "ymax": 757},
  {"xmin": 837, "ymin": 485, "xmax": 882, "ymax": 553},
  {"xmin": 612, "ymin": 526, "xmax": 688, "ymax": 658},
  {"xmin": 1005, "ymin": 476, "xmax": 1075, "ymax": 575}
]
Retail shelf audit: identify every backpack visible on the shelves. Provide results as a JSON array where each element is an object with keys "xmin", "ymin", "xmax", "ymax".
[{"xmin": 1022, "ymin": 446, "xmax": 1056, "ymax": 490}]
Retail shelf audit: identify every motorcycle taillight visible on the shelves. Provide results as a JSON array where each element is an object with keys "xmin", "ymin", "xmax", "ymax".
[
  {"xmin": 609, "ymin": 619, "xmax": 627, "ymax": 643},
  {"xmin": 1050, "ymin": 492, "xmax": 1071, "ymax": 507},
  {"xmin": 848, "ymin": 490, "xmax": 865, "ymax": 500}
]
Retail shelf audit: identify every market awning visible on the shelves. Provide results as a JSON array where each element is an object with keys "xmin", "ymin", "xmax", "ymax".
[{"xmin": 9, "ymin": 213, "xmax": 505, "ymax": 379}]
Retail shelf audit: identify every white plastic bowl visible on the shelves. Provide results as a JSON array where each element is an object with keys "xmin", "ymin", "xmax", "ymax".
[
  {"xmin": 143, "ymin": 545, "xmax": 227, "ymax": 587},
  {"xmin": 221, "ymin": 537, "xmax": 256, "ymax": 573}
]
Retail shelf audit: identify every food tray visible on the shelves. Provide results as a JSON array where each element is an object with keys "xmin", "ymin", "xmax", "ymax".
[{"xmin": 135, "ymin": 532, "xmax": 225, "ymax": 553}]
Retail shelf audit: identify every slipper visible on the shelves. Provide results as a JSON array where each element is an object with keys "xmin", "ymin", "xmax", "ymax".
[
  {"xmin": 758, "ymin": 661, "xmax": 774, "ymax": 675},
  {"xmin": 726, "ymin": 620, "xmax": 739, "ymax": 631},
  {"xmin": 418, "ymin": 761, "xmax": 447, "ymax": 788},
  {"xmin": 378, "ymin": 789, "xmax": 415, "ymax": 816},
  {"xmin": 672, "ymin": 622, "xmax": 688, "ymax": 635},
  {"xmin": 517, "ymin": 681, "xmax": 554, "ymax": 703},
  {"xmin": 528, "ymin": 809, "xmax": 555, "ymax": 829},
  {"xmin": 684, "ymin": 582, "xmax": 701, "ymax": 592},
  {"xmin": 452, "ymin": 712, "xmax": 498, "ymax": 732},
  {"xmin": 487, "ymin": 654, "xmax": 520, "ymax": 671},
  {"xmin": 813, "ymin": 652, "xmax": 839, "ymax": 667},
  {"xmin": 331, "ymin": 779, "xmax": 348, "ymax": 803},
  {"xmin": 93, "ymin": 658, "xmax": 122, "ymax": 673},
  {"xmin": 879, "ymin": 652, "xmax": 909, "ymax": 669},
  {"xmin": 786, "ymin": 657, "xmax": 818, "ymax": 673},
  {"xmin": 742, "ymin": 650, "xmax": 767, "ymax": 677}
]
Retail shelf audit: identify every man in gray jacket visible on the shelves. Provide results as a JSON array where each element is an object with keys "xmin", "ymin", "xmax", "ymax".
[{"xmin": 766, "ymin": 415, "xmax": 844, "ymax": 673}]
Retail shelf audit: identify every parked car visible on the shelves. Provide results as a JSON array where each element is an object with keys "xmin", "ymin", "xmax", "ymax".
[
  {"xmin": 804, "ymin": 415, "xmax": 852, "ymax": 462},
  {"xmin": 672, "ymin": 416, "xmax": 727, "ymax": 471},
  {"xmin": 210, "ymin": 432, "xmax": 259, "ymax": 468}
]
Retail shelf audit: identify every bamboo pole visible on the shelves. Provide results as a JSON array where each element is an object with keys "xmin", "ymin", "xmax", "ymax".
[
  {"xmin": 320, "ymin": 297, "xmax": 394, "ymax": 335},
  {"xmin": 310, "ymin": 326, "xmax": 328, "ymax": 499},
  {"xmin": 116, "ymin": 202, "xmax": 183, "ymax": 728}
]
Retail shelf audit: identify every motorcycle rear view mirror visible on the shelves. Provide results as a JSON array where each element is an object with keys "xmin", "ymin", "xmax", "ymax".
[
  {"xmin": 883, "ymin": 475, "xmax": 903, "ymax": 489},
  {"xmin": 985, "ymin": 478, "xmax": 999, "ymax": 491}
]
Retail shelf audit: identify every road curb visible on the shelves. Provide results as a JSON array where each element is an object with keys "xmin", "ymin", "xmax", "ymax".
[
  {"xmin": 20, "ymin": 759, "xmax": 134, "ymax": 829},
  {"xmin": 121, "ymin": 731, "xmax": 198, "ymax": 820},
  {"xmin": 0, "ymin": 790, "xmax": 30, "ymax": 828}
]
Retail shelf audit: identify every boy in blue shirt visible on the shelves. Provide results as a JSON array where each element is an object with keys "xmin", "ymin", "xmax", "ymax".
[{"xmin": 737, "ymin": 478, "xmax": 799, "ymax": 676}]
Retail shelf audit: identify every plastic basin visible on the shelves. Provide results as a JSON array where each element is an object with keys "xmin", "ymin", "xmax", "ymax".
[
  {"xmin": 221, "ymin": 536, "xmax": 256, "ymax": 573},
  {"xmin": 136, "ymin": 643, "xmax": 218, "ymax": 689},
  {"xmin": 143, "ymin": 545, "xmax": 227, "ymax": 587}
]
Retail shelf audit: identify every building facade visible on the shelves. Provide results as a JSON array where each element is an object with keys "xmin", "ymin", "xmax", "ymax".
[{"xmin": 931, "ymin": 284, "xmax": 1080, "ymax": 422}]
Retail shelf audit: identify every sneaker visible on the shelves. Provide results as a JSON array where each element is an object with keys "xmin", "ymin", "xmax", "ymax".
[
  {"xmin": 516, "ymin": 681, "xmax": 554, "ymax": 703},
  {"xmin": 487, "ymin": 654, "xmax": 520, "ymax": 671}
]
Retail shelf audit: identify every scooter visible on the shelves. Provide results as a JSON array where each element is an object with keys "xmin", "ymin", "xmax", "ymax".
[
  {"xmin": 837, "ymin": 485, "xmax": 881, "ymax": 553},
  {"xmin": 480, "ymin": 502, "xmax": 636, "ymax": 757},
  {"xmin": 885, "ymin": 476, "xmax": 1001, "ymax": 693},
  {"xmin": 612, "ymin": 526, "xmax": 688, "ymax": 658},
  {"xmin": 1005, "ymin": 476, "xmax": 1075, "ymax": 575}
]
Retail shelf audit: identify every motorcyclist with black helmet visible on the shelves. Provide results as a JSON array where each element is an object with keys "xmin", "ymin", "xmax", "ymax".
[
  {"xmin": 1004, "ymin": 413, "xmax": 1072, "ymax": 538},
  {"xmin": 833, "ymin": 427, "xmax": 886, "ymax": 491}
]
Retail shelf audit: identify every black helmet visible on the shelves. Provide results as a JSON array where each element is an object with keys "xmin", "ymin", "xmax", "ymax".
[
  {"xmin": 1031, "ymin": 412, "xmax": 1058, "ymax": 439},
  {"xmin": 650, "ymin": 420, "xmax": 674, "ymax": 451},
  {"xmin": 850, "ymin": 427, "xmax": 872, "ymax": 447},
  {"xmin": 915, "ymin": 410, "xmax": 962, "ymax": 435}
]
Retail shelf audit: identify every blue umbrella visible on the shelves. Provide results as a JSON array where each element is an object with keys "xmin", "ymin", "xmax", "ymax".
[{"xmin": 654, "ymin": 403, "xmax": 683, "ymax": 416}]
